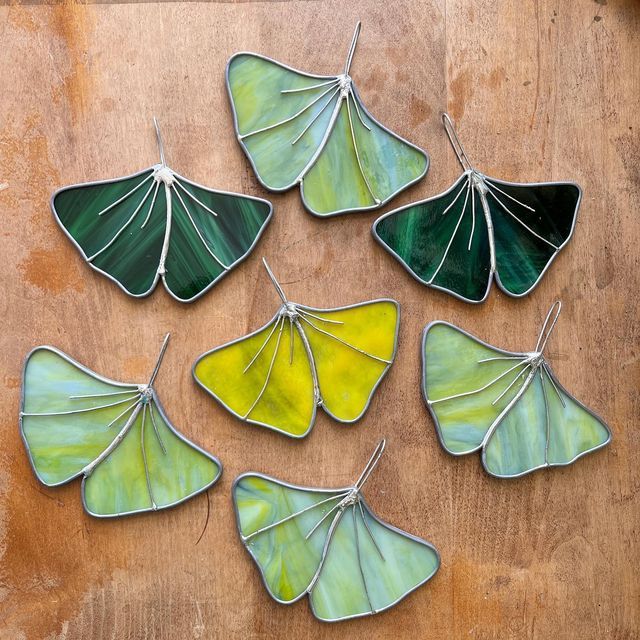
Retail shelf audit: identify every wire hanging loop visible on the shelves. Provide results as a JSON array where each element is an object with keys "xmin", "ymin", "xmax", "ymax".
[
  {"xmin": 153, "ymin": 117, "xmax": 167, "ymax": 166},
  {"xmin": 354, "ymin": 439, "xmax": 386, "ymax": 492},
  {"xmin": 262, "ymin": 257, "xmax": 288, "ymax": 304},
  {"xmin": 148, "ymin": 333, "xmax": 171, "ymax": 386},
  {"xmin": 441, "ymin": 113, "xmax": 473, "ymax": 172},
  {"xmin": 535, "ymin": 301, "xmax": 562, "ymax": 354},
  {"xmin": 343, "ymin": 21, "xmax": 362, "ymax": 75}
]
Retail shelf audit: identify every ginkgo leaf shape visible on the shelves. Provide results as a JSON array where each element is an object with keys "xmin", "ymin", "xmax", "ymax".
[
  {"xmin": 232, "ymin": 440, "xmax": 440, "ymax": 622},
  {"xmin": 372, "ymin": 114, "xmax": 581, "ymax": 303},
  {"xmin": 226, "ymin": 22, "xmax": 429, "ymax": 217},
  {"xmin": 422, "ymin": 302, "xmax": 611, "ymax": 478},
  {"xmin": 20, "ymin": 334, "xmax": 221, "ymax": 517},
  {"xmin": 193, "ymin": 259, "xmax": 400, "ymax": 438},
  {"xmin": 52, "ymin": 119, "xmax": 272, "ymax": 302}
]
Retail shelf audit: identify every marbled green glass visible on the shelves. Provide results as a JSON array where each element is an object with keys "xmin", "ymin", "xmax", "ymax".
[
  {"xmin": 373, "ymin": 115, "xmax": 581, "ymax": 303},
  {"xmin": 232, "ymin": 442, "xmax": 439, "ymax": 622},
  {"xmin": 422, "ymin": 309, "xmax": 611, "ymax": 478},
  {"xmin": 52, "ymin": 140, "xmax": 272, "ymax": 302},
  {"xmin": 226, "ymin": 23, "xmax": 428, "ymax": 217},
  {"xmin": 20, "ymin": 338, "xmax": 221, "ymax": 517}
]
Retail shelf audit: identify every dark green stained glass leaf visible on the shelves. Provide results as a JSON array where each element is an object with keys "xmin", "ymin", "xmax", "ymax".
[
  {"xmin": 373, "ymin": 174, "xmax": 492, "ymax": 303},
  {"xmin": 53, "ymin": 170, "xmax": 166, "ymax": 296},
  {"xmin": 488, "ymin": 179, "xmax": 580, "ymax": 296},
  {"xmin": 164, "ymin": 176, "xmax": 274, "ymax": 301},
  {"xmin": 52, "ymin": 165, "xmax": 273, "ymax": 302},
  {"xmin": 373, "ymin": 172, "xmax": 580, "ymax": 303},
  {"xmin": 372, "ymin": 112, "xmax": 582, "ymax": 303}
]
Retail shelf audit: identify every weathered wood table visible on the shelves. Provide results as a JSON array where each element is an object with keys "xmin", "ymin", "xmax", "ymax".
[{"xmin": 1, "ymin": 1, "xmax": 638, "ymax": 638}]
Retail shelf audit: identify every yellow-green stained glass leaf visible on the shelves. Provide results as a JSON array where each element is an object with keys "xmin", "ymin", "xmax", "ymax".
[
  {"xmin": 422, "ymin": 303, "xmax": 611, "ymax": 478},
  {"xmin": 193, "ymin": 260, "xmax": 400, "ymax": 438},
  {"xmin": 234, "ymin": 474, "xmax": 344, "ymax": 603},
  {"xmin": 423, "ymin": 321, "xmax": 530, "ymax": 455},
  {"xmin": 482, "ymin": 368, "xmax": 612, "ymax": 478},
  {"xmin": 226, "ymin": 22, "xmax": 428, "ymax": 217},
  {"xmin": 20, "ymin": 336, "xmax": 221, "ymax": 517},
  {"xmin": 232, "ymin": 441, "xmax": 440, "ymax": 622},
  {"xmin": 309, "ymin": 499, "xmax": 440, "ymax": 621}
]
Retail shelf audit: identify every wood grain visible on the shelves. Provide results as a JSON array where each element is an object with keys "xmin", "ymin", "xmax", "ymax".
[{"xmin": 0, "ymin": 1, "xmax": 638, "ymax": 638}]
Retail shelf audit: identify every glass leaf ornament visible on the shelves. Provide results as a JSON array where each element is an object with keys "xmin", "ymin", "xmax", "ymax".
[
  {"xmin": 233, "ymin": 440, "xmax": 440, "ymax": 621},
  {"xmin": 20, "ymin": 334, "xmax": 222, "ymax": 517},
  {"xmin": 226, "ymin": 22, "xmax": 429, "ymax": 217},
  {"xmin": 52, "ymin": 119, "xmax": 273, "ymax": 302},
  {"xmin": 373, "ymin": 114, "xmax": 582, "ymax": 303},
  {"xmin": 423, "ymin": 302, "xmax": 611, "ymax": 478},
  {"xmin": 193, "ymin": 259, "xmax": 400, "ymax": 438}
]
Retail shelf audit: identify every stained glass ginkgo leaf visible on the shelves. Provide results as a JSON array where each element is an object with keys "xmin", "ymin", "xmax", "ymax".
[
  {"xmin": 193, "ymin": 259, "xmax": 399, "ymax": 438},
  {"xmin": 226, "ymin": 22, "xmax": 428, "ymax": 217},
  {"xmin": 373, "ymin": 114, "xmax": 581, "ymax": 303},
  {"xmin": 52, "ymin": 119, "xmax": 272, "ymax": 302},
  {"xmin": 422, "ymin": 302, "xmax": 611, "ymax": 478},
  {"xmin": 20, "ymin": 334, "xmax": 221, "ymax": 517},
  {"xmin": 233, "ymin": 440, "xmax": 440, "ymax": 621}
]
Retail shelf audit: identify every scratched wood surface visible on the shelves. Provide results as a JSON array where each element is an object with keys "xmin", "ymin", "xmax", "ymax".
[{"xmin": 1, "ymin": 1, "xmax": 638, "ymax": 638}]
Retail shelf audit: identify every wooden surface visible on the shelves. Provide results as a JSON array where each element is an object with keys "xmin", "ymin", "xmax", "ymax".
[{"xmin": 1, "ymin": 1, "xmax": 638, "ymax": 638}]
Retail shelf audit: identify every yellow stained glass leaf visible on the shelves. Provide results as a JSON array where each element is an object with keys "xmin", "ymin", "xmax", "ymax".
[{"xmin": 193, "ymin": 260, "xmax": 400, "ymax": 438}]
